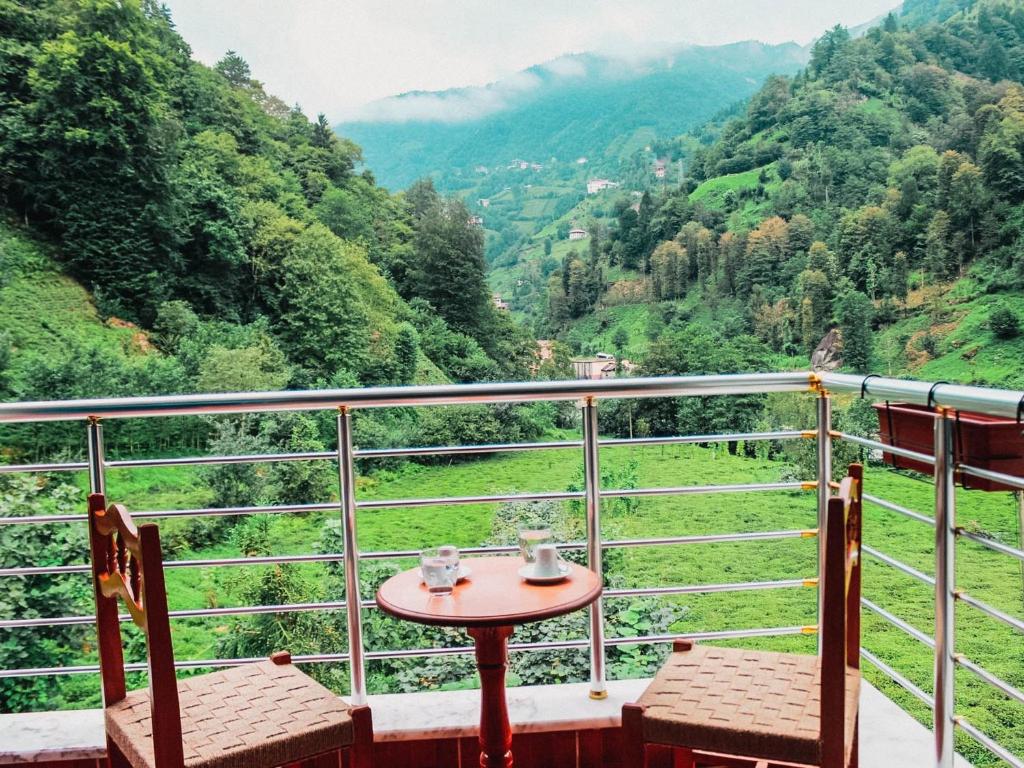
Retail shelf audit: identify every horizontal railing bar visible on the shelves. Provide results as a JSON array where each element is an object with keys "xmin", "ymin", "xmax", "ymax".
[
  {"xmin": 606, "ymin": 579, "xmax": 811, "ymax": 598},
  {"xmin": 955, "ymin": 716, "xmax": 1024, "ymax": 768},
  {"xmin": 0, "ymin": 373, "xmax": 816, "ymax": 423},
  {"xmin": 821, "ymin": 373, "xmax": 1024, "ymax": 421},
  {"xmin": 0, "ymin": 460, "xmax": 88, "ymax": 475},
  {"xmin": 955, "ymin": 654, "xmax": 1024, "ymax": 706},
  {"xmin": 0, "ymin": 432, "xmax": 815, "ymax": 482},
  {"xmin": 835, "ymin": 432, "xmax": 935, "ymax": 466},
  {"xmin": 605, "ymin": 626, "xmax": 815, "ymax": 645},
  {"xmin": 599, "ymin": 430, "xmax": 808, "ymax": 447},
  {"xmin": 601, "ymin": 482, "xmax": 809, "ymax": 499},
  {"xmin": 0, "ymin": 432, "xmax": 809, "ymax": 476},
  {"xmin": 0, "ymin": 626, "xmax": 810, "ymax": 678},
  {"xmin": 0, "ymin": 552, "xmax": 346, "ymax": 577},
  {"xmin": 863, "ymin": 493, "xmax": 935, "ymax": 527},
  {"xmin": 958, "ymin": 464, "xmax": 1024, "ymax": 492},
  {"xmin": 0, "ymin": 482, "xmax": 817, "ymax": 527},
  {"xmin": 861, "ymin": 598, "xmax": 935, "ymax": 647},
  {"xmin": 957, "ymin": 528, "xmax": 1024, "ymax": 563},
  {"xmin": 860, "ymin": 647, "xmax": 935, "ymax": 709},
  {"xmin": 862, "ymin": 545, "xmax": 935, "ymax": 586},
  {"xmin": 956, "ymin": 591, "xmax": 1024, "ymax": 634},
  {"xmin": 359, "ymin": 491, "xmax": 583, "ymax": 509},
  {"xmin": 0, "ymin": 502, "xmax": 338, "ymax": 526},
  {"xmin": 605, "ymin": 530, "xmax": 817, "ymax": 548},
  {"xmin": 0, "ymin": 530, "xmax": 817, "ymax": 578},
  {"xmin": 0, "ymin": 600, "xmax": 378, "ymax": 629}
]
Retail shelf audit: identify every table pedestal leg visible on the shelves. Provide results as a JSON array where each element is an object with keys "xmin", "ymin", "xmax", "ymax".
[{"xmin": 468, "ymin": 625, "xmax": 515, "ymax": 768}]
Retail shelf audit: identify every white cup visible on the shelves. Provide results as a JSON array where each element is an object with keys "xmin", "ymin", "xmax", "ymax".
[{"xmin": 533, "ymin": 544, "xmax": 561, "ymax": 577}]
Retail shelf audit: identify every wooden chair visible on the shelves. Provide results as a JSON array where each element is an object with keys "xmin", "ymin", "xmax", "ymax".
[
  {"xmin": 86, "ymin": 492, "xmax": 373, "ymax": 768},
  {"xmin": 622, "ymin": 463, "xmax": 863, "ymax": 768}
]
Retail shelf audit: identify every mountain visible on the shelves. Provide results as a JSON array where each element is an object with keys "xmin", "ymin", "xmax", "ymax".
[
  {"xmin": 530, "ymin": 0, "xmax": 1024, "ymax": 390},
  {"xmin": 337, "ymin": 41, "xmax": 809, "ymax": 191}
]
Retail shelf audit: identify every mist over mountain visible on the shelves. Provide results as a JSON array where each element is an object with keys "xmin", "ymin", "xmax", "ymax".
[{"xmin": 338, "ymin": 41, "xmax": 809, "ymax": 190}]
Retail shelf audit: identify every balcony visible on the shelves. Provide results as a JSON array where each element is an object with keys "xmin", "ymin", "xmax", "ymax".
[{"xmin": 0, "ymin": 372, "xmax": 1022, "ymax": 767}]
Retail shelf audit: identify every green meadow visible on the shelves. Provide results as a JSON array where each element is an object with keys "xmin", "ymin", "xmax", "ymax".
[{"xmin": 43, "ymin": 437, "xmax": 1024, "ymax": 765}]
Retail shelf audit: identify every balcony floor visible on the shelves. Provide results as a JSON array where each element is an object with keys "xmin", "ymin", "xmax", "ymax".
[{"xmin": 0, "ymin": 678, "xmax": 971, "ymax": 767}]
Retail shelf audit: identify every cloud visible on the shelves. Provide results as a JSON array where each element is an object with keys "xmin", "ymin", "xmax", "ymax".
[
  {"xmin": 542, "ymin": 57, "xmax": 587, "ymax": 78},
  {"xmin": 348, "ymin": 67, "xmax": 550, "ymax": 123},
  {"xmin": 165, "ymin": 0, "xmax": 902, "ymax": 120}
]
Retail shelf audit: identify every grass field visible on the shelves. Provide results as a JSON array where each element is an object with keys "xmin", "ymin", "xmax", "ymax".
[{"xmin": 36, "ymin": 433, "xmax": 1024, "ymax": 765}]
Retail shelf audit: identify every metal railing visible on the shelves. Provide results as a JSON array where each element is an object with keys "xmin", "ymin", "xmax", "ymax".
[{"xmin": 1, "ymin": 371, "xmax": 1023, "ymax": 767}]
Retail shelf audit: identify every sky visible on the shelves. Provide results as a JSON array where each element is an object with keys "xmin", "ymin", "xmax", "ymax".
[{"xmin": 164, "ymin": 0, "xmax": 900, "ymax": 122}]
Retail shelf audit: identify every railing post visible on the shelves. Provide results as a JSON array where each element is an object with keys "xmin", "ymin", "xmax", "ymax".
[
  {"xmin": 582, "ymin": 397, "xmax": 607, "ymax": 699},
  {"xmin": 87, "ymin": 417, "xmax": 105, "ymax": 495},
  {"xmin": 336, "ymin": 406, "xmax": 366, "ymax": 705},
  {"xmin": 815, "ymin": 389, "xmax": 831, "ymax": 654},
  {"xmin": 934, "ymin": 409, "xmax": 956, "ymax": 768}
]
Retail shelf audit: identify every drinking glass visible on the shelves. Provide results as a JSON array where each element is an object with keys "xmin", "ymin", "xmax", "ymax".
[
  {"xmin": 517, "ymin": 529, "xmax": 553, "ymax": 563},
  {"xmin": 421, "ymin": 548, "xmax": 459, "ymax": 595}
]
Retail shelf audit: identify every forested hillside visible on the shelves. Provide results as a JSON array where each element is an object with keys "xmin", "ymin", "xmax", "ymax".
[
  {"xmin": 338, "ymin": 42, "xmax": 808, "ymax": 191},
  {"xmin": 0, "ymin": 0, "xmax": 566, "ymax": 461},
  {"xmin": 535, "ymin": 0, "xmax": 1024, "ymax": 397}
]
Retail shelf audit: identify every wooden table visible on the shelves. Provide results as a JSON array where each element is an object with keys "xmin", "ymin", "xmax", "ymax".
[{"xmin": 376, "ymin": 555, "xmax": 602, "ymax": 768}]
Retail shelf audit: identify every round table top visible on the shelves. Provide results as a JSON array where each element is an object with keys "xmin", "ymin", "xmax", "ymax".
[{"xmin": 375, "ymin": 556, "xmax": 602, "ymax": 628}]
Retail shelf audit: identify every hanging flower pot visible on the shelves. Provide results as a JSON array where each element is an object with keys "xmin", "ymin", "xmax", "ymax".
[{"xmin": 873, "ymin": 402, "xmax": 1024, "ymax": 492}]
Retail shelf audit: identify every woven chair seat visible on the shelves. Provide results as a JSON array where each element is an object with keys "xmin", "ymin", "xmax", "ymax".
[
  {"xmin": 637, "ymin": 645, "xmax": 859, "ymax": 766},
  {"xmin": 105, "ymin": 660, "xmax": 355, "ymax": 768}
]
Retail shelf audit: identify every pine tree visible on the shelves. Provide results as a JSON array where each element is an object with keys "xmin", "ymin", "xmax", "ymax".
[{"xmin": 837, "ymin": 291, "xmax": 874, "ymax": 373}]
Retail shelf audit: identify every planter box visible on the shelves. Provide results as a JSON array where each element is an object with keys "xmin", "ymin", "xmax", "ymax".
[{"xmin": 874, "ymin": 402, "xmax": 1024, "ymax": 492}]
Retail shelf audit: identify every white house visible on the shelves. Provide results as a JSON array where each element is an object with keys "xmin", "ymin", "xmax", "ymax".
[
  {"xmin": 568, "ymin": 227, "xmax": 587, "ymax": 241},
  {"xmin": 587, "ymin": 179, "xmax": 619, "ymax": 195}
]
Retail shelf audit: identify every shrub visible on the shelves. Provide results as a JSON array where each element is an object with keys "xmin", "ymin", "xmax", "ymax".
[{"xmin": 990, "ymin": 306, "xmax": 1020, "ymax": 339}]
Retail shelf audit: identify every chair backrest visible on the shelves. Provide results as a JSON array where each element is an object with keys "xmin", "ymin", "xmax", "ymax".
[
  {"xmin": 87, "ymin": 493, "xmax": 184, "ymax": 767},
  {"xmin": 819, "ymin": 464, "xmax": 862, "ymax": 762}
]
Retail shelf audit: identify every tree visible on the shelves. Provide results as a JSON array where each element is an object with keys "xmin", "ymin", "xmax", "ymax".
[
  {"xmin": 393, "ymin": 323, "xmax": 419, "ymax": 385},
  {"xmin": 798, "ymin": 269, "xmax": 831, "ymax": 350},
  {"xmin": 271, "ymin": 415, "xmax": 334, "ymax": 505},
  {"xmin": 837, "ymin": 291, "xmax": 874, "ymax": 373},
  {"xmin": 412, "ymin": 193, "xmax": 492, "ymax": 340},
  {"xmin": 925, "ymin": 211, "xmax": 956, "ymax": 279},
  {"xmin": 650, "ymin": 240, "xmax": 687, "ymax": 300},
  {"xmin": 990, "ymin": 306, "xmax": 1020, "ymax": 339},
  {"xmin": 19, "ymin": 0, "xmax": 178, "ymax": 320},
  {"xmin": 276, "ymin": 224, "xmax": 372, "ymax": 378},
  {"xmin": 612, "ymin": 328, "xmax": 629, "ymax": 358},
  {"xmin": 215, "ymin": 50, "xmax": 252, "ymax": 88},
  {"xmin": 197, "ymin": 340, "xmax": 289, "ymax": 393}
]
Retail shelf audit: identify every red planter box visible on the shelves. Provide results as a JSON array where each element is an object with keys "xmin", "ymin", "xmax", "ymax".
[{"xmin": 873, "ymin": 402, "xmax": 1024, "ymax": 492}]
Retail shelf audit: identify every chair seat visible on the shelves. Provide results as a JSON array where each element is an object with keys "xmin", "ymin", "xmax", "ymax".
[
  {"xmin": 105, "ymin": 659, "xmax": 354, "ymax": 768},
  {"xmin": 636, "ymin": 645, "xmax": 859, "ymax": 766}
]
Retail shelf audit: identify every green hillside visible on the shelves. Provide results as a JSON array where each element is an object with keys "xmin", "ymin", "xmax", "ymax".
[{"xmin": 521, "ymin": 0, "xmax": 1024, "ymax": 390}]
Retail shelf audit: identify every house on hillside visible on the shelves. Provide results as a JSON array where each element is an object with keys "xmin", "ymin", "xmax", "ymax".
[
  {"xmin": 587, "ymin": 178, "xmax": 619, "ymax": 195},
  {"xmin": 469, "ymin": 215, "xmax": 484, "ymax": 226},
  {"xmin": 572, "ymin": 353, "xmax": 635, "ymax": 380},
  {"xmin": 653, "ymin": 159, "xmax": 667, "ymax": 179},
  {"xmin": 478, "ymin": 198, "xmax": 490, "ymax": 207},
  {"xmin": 492, "ymin": 293, "xmax": 509, "ymax": 311},
  {"xmin": 568, "ymin": 227, "xmax": 587, "ymax": 241}
]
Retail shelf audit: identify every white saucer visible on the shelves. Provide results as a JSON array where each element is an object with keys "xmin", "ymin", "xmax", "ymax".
[
  {"xmin": 421, "ymin": 566, "xmax": 471, "ymax": 585},
  {"xmin": 518, "ymin": 562, "xmax": 570, "ymax": 584}
]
